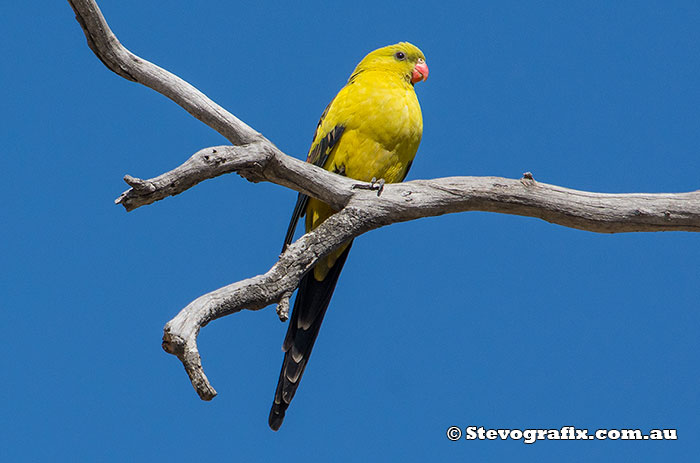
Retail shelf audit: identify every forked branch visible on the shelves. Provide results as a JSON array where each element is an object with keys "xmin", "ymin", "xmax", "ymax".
[{"xmin": 69, "ymin": 0, "xmax": 700, "ymax": 400}]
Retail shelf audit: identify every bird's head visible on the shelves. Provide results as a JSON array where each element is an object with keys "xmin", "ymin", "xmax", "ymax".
[{"xmin": 350, "ymin": 42, "xmax": 428, "ymax": 85}]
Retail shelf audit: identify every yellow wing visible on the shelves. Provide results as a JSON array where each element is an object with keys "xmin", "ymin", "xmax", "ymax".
[{"xmin": 281, "ymin": 99, "xmax": 344, "ymax": 252}]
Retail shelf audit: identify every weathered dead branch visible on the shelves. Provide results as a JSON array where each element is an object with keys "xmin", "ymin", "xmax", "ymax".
[{"xmin": 69, "ymin": 0, "xmax": 700, "ymax": 399}]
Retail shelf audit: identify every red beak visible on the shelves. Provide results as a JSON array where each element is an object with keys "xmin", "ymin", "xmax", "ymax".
[{"xmin": 411, "ymin": 58, "xmax": 429, "ymax": 84}]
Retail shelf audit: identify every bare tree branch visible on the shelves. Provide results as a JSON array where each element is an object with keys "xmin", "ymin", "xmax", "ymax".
[
  {"xmin": 159, "ymin": 168, "xmax": 700, "ymax": 398},
  {"xmin": 114, "ymin": 144, "xmax": 700, "ymax": 233},
  {"xmin": 70, "ymin": 0, "xmax": 700, "ymax": 399},
  {"xmin": 162, "ymin": 207, "xmax": 371, "ymax": 399},
  {"xmin": 114, "ymin": 144, "xmax": 354, "ymax": 212},
  {"xmin": 68, "ymin": 0, "xmax": 265, "ymax": 146}
]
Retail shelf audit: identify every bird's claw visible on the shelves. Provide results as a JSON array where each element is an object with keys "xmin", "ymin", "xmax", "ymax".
[{"xmin": 352, "ymin": 177, "xmax": 385, "ymax": 196}]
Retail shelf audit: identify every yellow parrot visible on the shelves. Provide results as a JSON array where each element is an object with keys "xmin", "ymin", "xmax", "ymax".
[{"xmin": 269, "ymin": 42, "xmax": 428, "ymax": 430}]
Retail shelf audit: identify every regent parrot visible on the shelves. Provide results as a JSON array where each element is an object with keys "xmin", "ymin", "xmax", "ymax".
[{"xmin": 269, "ymin": 42, "xmax": 428, "ymax": 430}]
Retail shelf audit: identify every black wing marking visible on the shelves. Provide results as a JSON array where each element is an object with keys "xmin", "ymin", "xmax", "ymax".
[
  {"xmin": 282, "ymin": 193, "xmax": 310, "ymax": 253},
  {"xmin": 281, "ymin": 124, "xmax": 345, "ymax": 253},
  {"xmin": 269, "ymin": 243, "xmax": 353, "ymax": 430},
  {"xmin": 400, "ymin": 159, "xmax": 414, "ymax": 182}
]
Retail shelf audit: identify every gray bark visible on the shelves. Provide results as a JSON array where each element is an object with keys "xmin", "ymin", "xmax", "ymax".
[{"xmin": 69, "ymin": 0, "xmax": 700, "ymax": 400}]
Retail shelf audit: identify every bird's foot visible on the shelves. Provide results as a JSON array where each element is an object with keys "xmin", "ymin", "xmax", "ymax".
[{"xmin": 352, "ymin": 177, "xmax": 385, "ymax": 196}]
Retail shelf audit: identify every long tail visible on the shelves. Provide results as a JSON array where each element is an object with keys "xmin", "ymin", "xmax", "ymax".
[{"xmin": 269, "ymin": 243, "xmax": 353, "ymax": 431}]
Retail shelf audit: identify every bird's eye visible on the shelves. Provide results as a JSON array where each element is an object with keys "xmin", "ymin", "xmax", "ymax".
[{"xmin": 394, "ymin": 51, "xmax": 406, "ymax": 60}]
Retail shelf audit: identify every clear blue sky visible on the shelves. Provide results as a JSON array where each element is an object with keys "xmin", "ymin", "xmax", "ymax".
[{"xmin": 2, "ymin": 1, "xmax": 699, "ymax": 461}]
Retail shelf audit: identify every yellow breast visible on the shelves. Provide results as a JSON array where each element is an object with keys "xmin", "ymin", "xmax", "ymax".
[
  {"xmin": 316, "ymin": 69, "xmax": 422, "ymax": 183},
  {"xmin": 305, "ymin": 69, "xmax": 423, "ymax": 280}
]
